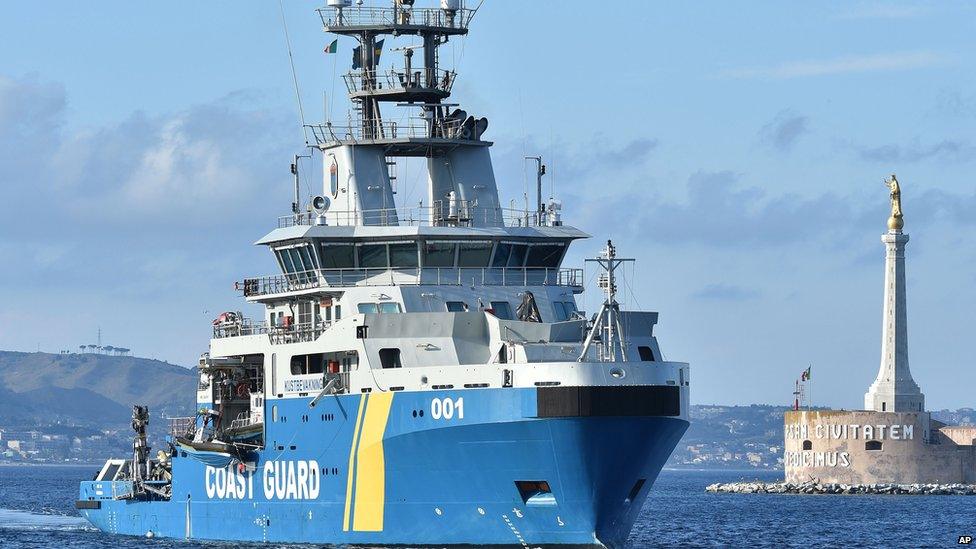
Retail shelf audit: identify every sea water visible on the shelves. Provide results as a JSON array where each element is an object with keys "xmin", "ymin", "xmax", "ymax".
[{"xmin": 0, "ymin": 465, "xmax": 971, "ymax": 548}]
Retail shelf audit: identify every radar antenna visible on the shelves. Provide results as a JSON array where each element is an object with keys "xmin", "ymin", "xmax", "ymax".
[{"xmin": 579, "ymin": 240, "xmax": 635, "ymax": 362}]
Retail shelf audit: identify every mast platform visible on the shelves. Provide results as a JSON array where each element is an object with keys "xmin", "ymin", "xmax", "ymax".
[
  {"xmin": 318, "ymin": 7, "xmax": 473, "ymax": 36},
  {"xmin": 306, "ymin": 122, "xmax": 490, "ymax": 156},
  {"xmin": 344, "ymin": 68, "xmax": 455, "ymax": 102}
]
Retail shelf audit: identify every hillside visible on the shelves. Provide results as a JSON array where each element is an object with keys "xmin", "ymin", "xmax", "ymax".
[
  {"xmin": 666, "ymin": 404, "xmax": 792, "ymax": 469},
  {"xmin": 0, "ymin": 351, "xmax": 196, "ymax": 427}
]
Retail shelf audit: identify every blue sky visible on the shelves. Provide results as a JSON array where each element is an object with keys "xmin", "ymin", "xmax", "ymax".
[{"xmin": 1, "ymin": 1, "xmax": 974, "ymax": 409}]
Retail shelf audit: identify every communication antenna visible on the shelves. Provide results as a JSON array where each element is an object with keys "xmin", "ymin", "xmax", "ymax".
[{"xmin": 278, "ymin": 0, "xmax": 310, "ymax": 145}]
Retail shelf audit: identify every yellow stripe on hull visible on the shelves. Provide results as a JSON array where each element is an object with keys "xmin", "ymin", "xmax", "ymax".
[
  {"xmin": 352, "ymin": 392, "xmax": 395, "ymax": 532},
  {"xmin": 342, "ymin": 393, "xmax": 368, "ymax": 532}
]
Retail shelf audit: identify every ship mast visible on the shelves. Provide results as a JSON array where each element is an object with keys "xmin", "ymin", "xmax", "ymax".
[
  {"xmin": 579, "ymin": 240, "xmax": 634, "ymax": 362},
  {"xmin": 312, "ymin": 0, "xmax": 479, "ymax": 155}
]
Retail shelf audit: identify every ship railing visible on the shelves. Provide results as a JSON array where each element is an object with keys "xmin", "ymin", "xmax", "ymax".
[
  {"xmin": 229, "ymin": 411, "xmax": 260, "ymax": 430},
  {"xmin": 240, "ymin": 267, "xmax": 584, "ymax": 297},
  {"xmin": 318, "ymin": 6, "xmax": 474, "ymax": 31},
  {"xmin": 212, "ymin": 317, "xmax": 269, "ymax": 339},
  {"xmin": 211, "ymin": 316, "xmax": 333, "ymax": 343},
  {"xmin": 278, "ymin": 205, "xmax": 549, "ymax": 229},
  {"xmin": 269, "ymin": 321, "xmax": 331, "ymax": 345},
  {"xmin": 168, "ymin": 416, "xmax": 195, "ymax": 440},
  {"xmin": 306, "ymin": 117, "xmax": 465, "ymax": 145},
  {"xmin": 343, "ymin": 67, "xmax": 455, "ymax": 95}
]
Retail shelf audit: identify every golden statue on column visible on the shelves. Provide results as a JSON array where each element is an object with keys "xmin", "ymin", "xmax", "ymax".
[{"xmin": 885, "ymin": 174, "xmax": 904, "ymax": 231}]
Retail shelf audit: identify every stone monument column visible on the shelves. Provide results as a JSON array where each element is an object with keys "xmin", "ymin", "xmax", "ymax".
[{"xmin": 864, "ymin": 175, "xmax": 925, "ymax": 413}]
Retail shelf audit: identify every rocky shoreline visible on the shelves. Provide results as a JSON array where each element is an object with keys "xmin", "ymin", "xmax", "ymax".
[{"xmin": 706, "ymin": 481, "xmax": 976, "ymax": 495}]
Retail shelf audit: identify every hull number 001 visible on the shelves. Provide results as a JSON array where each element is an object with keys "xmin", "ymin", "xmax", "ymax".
[{"xmin": 430, "ymin": 397, "xmax": 464, "ymax": 420}]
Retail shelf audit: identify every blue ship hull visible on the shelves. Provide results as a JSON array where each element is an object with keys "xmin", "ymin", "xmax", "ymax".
[{"xmin": 79, "ymin": 388, "xmax": 688, "ymax": 547}]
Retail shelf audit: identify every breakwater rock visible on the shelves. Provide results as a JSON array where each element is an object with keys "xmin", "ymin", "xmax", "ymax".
[{"xmin": 705, "ymin": 481, "xmax": 976, "ymax": 495}]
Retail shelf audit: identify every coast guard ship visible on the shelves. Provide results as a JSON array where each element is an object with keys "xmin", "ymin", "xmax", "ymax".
[{"xmin": 77, "ymin": 1, "xmax": 690, "ymax": 546}]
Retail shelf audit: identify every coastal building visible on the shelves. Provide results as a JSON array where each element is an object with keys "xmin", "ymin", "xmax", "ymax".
[{"xmin": 784, "ymin": 176, "xmax": 976, "ymax": 484}]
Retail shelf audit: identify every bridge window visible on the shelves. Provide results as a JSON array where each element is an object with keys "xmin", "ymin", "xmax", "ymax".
[
  {"xmin": 458, "ymin": 242, "xmax": 493, "ymax": 267},
  {"xmin": 526, "ymin": 244, "xmax": 565, "ymax": 268},
  {"xmin": 389, "ymin": 242, "xmax": 419, "ymax": 268},
  {"xmin": 379, "ymin": 348, "xmax": 402, "ymax": 369},
  {"xmin": 320, "ymin": 243, "xmax": 356, "ymax": 269},
  {"xmin": 446, "ymin": 301, "xmax": 468, "ymax": 312},
  {"xmin": 424, "ymin": 241, "xmax": 457, "ymax": 267},
  {"xmin": 358, "ymin": 303, "xmax": 379, "ymax": 314},
  {"xmin": 278, "ymin": 249, "xmax": 296, "ymax": 273},
  {"xmin": 357, "ymin": 244, "xmax": 388, "ymax": 269},
  {"xmin": 802, "ymin": 440, "xmax": 812, "ymax": 450},
  {"xmin": 553, "ymin": 302, "xmax": 568, "ymax": 321},
  {"xmin": 490, "ymin": 301, "xmax": 513, "ymax": 320},
  {"xmin": 491, "ymin": 243, "xmax": 512, "ymax": 267},
  {"xmin": 378, "ymin": 302, "xmax": 402, "ymax": 314},
  {"xmin": 866, "ymin": 440, "xmax": 883, "ymax": 451},
  {"xmin": 507, "ymin": 244, "xmax": 528, "ymax": 267}
]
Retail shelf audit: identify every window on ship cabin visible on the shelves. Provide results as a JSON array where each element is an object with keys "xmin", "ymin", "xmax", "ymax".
[
  {"xmin": 290, "ymin": 353, "xmax": 324, "ymax": 375},
  {"xmin": 320, "ymin": 243, "xmax": 356, "ymax": 269},
  {"xmin": 378, "ymin": 302, "xmax": 402, "ymax": 314},
  {"xmin": 358, "ymin": 244, "xmax": 388, "ymax": 269},
  {"xmin": 507, "ymin": 244, "xmax": 528, "ymax": 268},
  {"xmin": 458, "ymin": 242, "xmax": 493, "ymax": 267},
  {"xmin": 491, "ymin": 243, "xmax": 512, "ymax": 268},
  {"xmin": 358, "ymin": 303, "xmax": 380, "ymax": 314},
  {"xmin": 526, "ymin": 244, "xmax": 565, "ymax": 269},
  {"xmin": 553, "ymin": 302, "xmax": 568, "ymax": 321},
  {"xmin": 562, "ymin": 301, "xmax": 578, "ymax": 317},
  {"xmin": 278, "ymin": 249, "xmax": 296, "ymax": 274},
  {"xmin": 637, "ymin": 346, "xmax": 655, "ymax": 361},
  {"xmin": 298, "ymin": 301, "xmax": 313, "ymax": 326},
  {"xmin": 379, "ymin": 348, "xmax": 402, "ymax": 369},
  {"xmin": 446, "ymin": 301, "xmax": 468, "ymax": 312},
  {"xmin": 424, "ymin": 242, "xmax": 457, "ymax": 267},
  {"xmin": 490, "ymin": 301, "xmax": 513, "ymax": 320},
  {"xmin": 389, "ymin": 242, "xmax": 419, "ymax": 268}
]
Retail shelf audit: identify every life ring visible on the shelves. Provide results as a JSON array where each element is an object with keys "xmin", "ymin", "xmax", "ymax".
[{"xmin": 236, "ymin": 383, "xmax": 249, "ymax": 399}]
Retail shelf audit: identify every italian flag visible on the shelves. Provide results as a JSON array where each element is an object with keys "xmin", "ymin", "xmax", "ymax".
[
  {"xmin": 801, "ymin": 366, "xmax": 811, "ymax": 381},
  {"xmin": 324, "ymin": 38, "xmax": 338, "ymax": 54}
]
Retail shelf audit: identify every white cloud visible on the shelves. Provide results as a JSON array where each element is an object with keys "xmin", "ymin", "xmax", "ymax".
[{"xmin": 720, "ymin": 51, "xmax": 946, "ymax": 80}]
